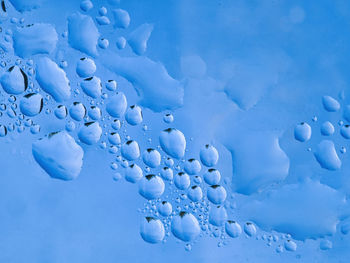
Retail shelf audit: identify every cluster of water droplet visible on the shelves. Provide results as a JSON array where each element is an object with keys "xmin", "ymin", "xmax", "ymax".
[{"xmin": 0, "ymin": 0, "xmax": 305, "ymax": 253}]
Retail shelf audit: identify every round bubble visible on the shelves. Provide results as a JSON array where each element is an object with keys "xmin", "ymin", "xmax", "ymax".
[
  {"xmin": 125, "ymin": 164, "xmax": 143, "ymax": 183},
  {"xmin": 165, "ymin": 157, "xmax": 174, "ymax": 167},
  {"xmin": 284, "ymin": 240, "xmax": 297, "ymax": 252},
  {"xmin": 203, "ymin": 168, "xmax": 221, "ymax": 185},
  {"xmin": 106, "ymin": 92, "xmax": 127, "ymax": 118},
  {"xmin": 200, "ymin": 144, "xmax": 219, "ymax": 167},
  {"xmin": 106, "ymin": 80, "xmax": 117, "ymax": 91},
  {"xmin": 244, "ymin": 222, "xmax": 257, "ymax": 237},
  {"xmin": 125, "ymin": 105, "xmax": 143, "ymax": 125},
  {"xmin": 341, "ymin": 125, "xmax": 350, "ymax": 139},
  {"xmin": 138, "ymin": 174, "xmax": 165, "ymax": 200},
  {"xmin": 171, "ymin": 212, "xmax": 200, "ymax": 242},
  {"xmin": 116, "ymin": 37, "xmax": 126, "ymax": 49},
  {"xmin": 76, "ymin": 57, "xmax": 96, "ymax": 78},
  {"xmin": 121, "ymin": 140, "xmax": 140, "ymax": 160},
  {"xmin": 142, "ymin": 148, "xmax": 161, "ymax": 168},
  {"xmin": 55, "ymin": 105, "xmax": 68, "ymax": 119},
  {"xmin": 108, "ymin": 132, "xmax": 121, "ymax": 145},
  {"xmin": 88, "ymin": 106, "xmax": 101, "ymax": 120},
  {"xmin": 209, "ymin": 205, "xmax": 227, "ymax": 226},
  {"xmin": 158, "ymin": 201, "xmax": 172, "ymax": 217},
  {"xmin": 163, "ymin": 113, "xmax": 174, "ymax": 123},
  {"xmin": 140, "ymin": 217, "xmax": 165, "ymax": 244},
  {"xmin": 160, "ymin": 167, "xmax": 173, "ymax": 181},
  {"xmin": 225, "ymin": 220, "xmax": 242, "ymax": 238},
  {"xmin": 187, "ymin": 185, "xmax": 203, "ymax": 202},
  {"xmin": 174, "ymin": 172, "xmax": 190, "ymax": 190},
  {"xmin": 80, "ymin": 76, "xmax": 102, "ymax": 98},
  {"xmin": 78, "ymin": 122, "xmax": 102, "ymax": 145},
  {"xmin": 294, "ymin": 122, "xmax": 312, "ymax": 142},
  {"xmin": 20, "ymin": 93, "xmax": 43, "ymax": 117},
  {"xmin": 207, "ymin": 185, "xmax": 227, "ymax": 204},
  {"xmin": 159, "ymin": 128, "xmax": 186, "ymax": 159},
  {"xmin": 80, "ymin": 0, "xmax": 93, "ymax": 12},
  {"xmin": 184, "ymin": 158, "xmax": 201, "ymax": 175},
  {"xmin": 69, "ymin": 102, "xmax": 86, "ymax": 121},
  {"xmin": 111, "ymin": 119, "xmax": 121, "ymax": 130},
  {"xmin": 322, "ymin": 95, "xmax": 340, "ymax": 112},
  {"xmin": 0, "ymin": 66, "xmax": 27, "ymax": 95},
  {"xmin": 320, "ymin": 121, "xmax": 334, "ymax": 136}
]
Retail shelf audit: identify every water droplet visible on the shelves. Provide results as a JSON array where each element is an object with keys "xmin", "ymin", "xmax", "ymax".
[
  {"xmin": 187, "ymin": 185, "xmax": 203, "ymax": 202},
  {"xmin": 207, "ymin": 185, "xmax": 227, "ymax": 205},
  {"xmin": 209, "ymin": 205, "xmax": 227, "ymax": 226},
  {"xmin": 225, "ymin": 220, "xmax": 242, "ymax": 238},
  {"xmin": 125, "ymin": 164, "xmax": 143, "ymax": 183},
  {"xmin": 159, "ymin": 128, "xmax": 186, "ymax": 159},
  {"xmin": 19, "ymin": 93, "xmax": 43, "ymax": 116},
  {"xmin": 294, "ymin": 122, "xmax": 312, "ymax": 142},
  {"xmin": 322, "ymin": 95, "xmax": 340, "ymax": 112},
  {"xmin": 244, "ymin": 222, "xmax": 257, "ymax": 237},
  {"xmin": 174, "ymin": 172, "xmax": 190, "ymax": 190},
  {"xmin": 125, "ymin": 105, "xmax": 143, "ymax": 125},
  {"xmin": 158, "ymin": 201, "xmax": 172, "ymax": 217},
  {"xmin": 314, "ymin": 140, "xmax": 341, "ymax": 170},
  {"xmin": 78, "ymin": 122, "xmax": 102, "ymax": 145},
  {"xmin": 121, "ymin": 140, "xmax": 140, "ymax": 161},
  {"xmin": 184, "ymin": 158, "xmax": 201, "ymax": 175},
  {"xmin": 171, "ymin": 212, "xmax": 200, "ymax": 242},
  {"xmin": 106, "ymin": 92, "xmax": 127, "ymax": 118},
  {"xmin": 284, "ymin": 240, "xmax": 297, "ymax": 252},
  {"xmin": 340, "ymin": 125, "xmax": 350, "ymax": 139},
  {"xmin": 138, "ymin": 174, "xmax": 165, "ymax": 200},
  {"xmin": 320, "ymin": 121, "xmax": 334, "ymax": 136},
  {"xmin": 32, "ymin": 131, "xmax": 84, "ymax": 180},
  {"xmin": 140, "ymin": 217, "xmax": 165, "ymax": 244},
  {"xmin": 142, "ymin": 148, "xmax": 161, "ymax": 168}
]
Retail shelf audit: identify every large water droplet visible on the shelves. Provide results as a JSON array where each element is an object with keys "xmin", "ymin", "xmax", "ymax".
[
  {"xmin": 32, "ymin": 131, "xmax": 84, "ymax": 180},
  {"xmin": 106, "ymin": 92, "xmax": 127, "ymax": 118},
  {"xmin": 159, "ymin": 128, "xmax": 186, "ymax": 159},
  {"xmin": 294, "ymin": 122, "xmax": 312, "ymax": 142},
  {"xmin": 125, "ymin": 164, "xmax": 143, "ymax": 183},
  {"xmin": 174, "ymin": 172, "xmax": 190, "ymax": 190},
  {"xmin": 171, "ymin": 212, "xmax": 200, "ymax": 242},
  {"xmin": 314, "ymin": 140, "xmax": 341, "ymax": 170}
]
